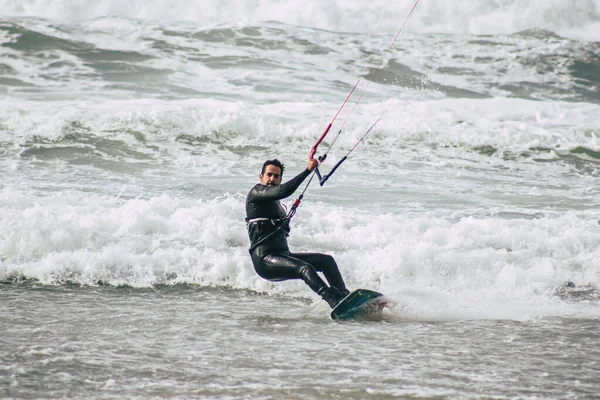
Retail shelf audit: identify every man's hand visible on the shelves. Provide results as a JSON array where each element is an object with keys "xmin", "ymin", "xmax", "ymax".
[{"xmin": 307, "ymin": 158, "xmax": 319, "ymax": 171}]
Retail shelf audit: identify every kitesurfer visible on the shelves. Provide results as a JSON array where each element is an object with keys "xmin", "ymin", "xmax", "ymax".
[{"xmin": 245, "ymin": 158, "xmax": 350, "ymax": 308}]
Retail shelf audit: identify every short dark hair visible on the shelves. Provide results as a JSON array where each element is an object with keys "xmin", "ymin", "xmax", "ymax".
[{"xmin": 261, "ymin": 159, "xmax": 285, "ymax": 176}]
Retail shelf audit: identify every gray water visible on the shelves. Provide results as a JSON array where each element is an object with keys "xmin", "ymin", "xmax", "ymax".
[{"xmin": 2, "ymin": 284, "xmax": 600, "ymax": 399}]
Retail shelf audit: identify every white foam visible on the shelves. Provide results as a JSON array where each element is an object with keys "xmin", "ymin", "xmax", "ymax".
[
  {"xmin": 2, "ymin": 0, "xmax": 599, "ymax": 40},
  {"xmin": 3, "ymin": 97, "xmax": 599, "ymax": 155},
  {"xmin": 2, "ymin": 185, "xmax": 599, "ymax": 320}
]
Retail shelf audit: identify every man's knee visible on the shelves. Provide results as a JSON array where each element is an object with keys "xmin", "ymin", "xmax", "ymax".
[
  {"xmin": 298, "ymin": 264, "xmax": 316, "ymax": 279},
  {"xmin": 298, "ymin": 264, "xmax": 327, "ymax": 293}
]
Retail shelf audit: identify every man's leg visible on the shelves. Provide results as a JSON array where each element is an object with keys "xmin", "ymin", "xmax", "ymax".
[
  {"xmin": 251, "ymin": 252, "xmax": 345, "ymax": 308},
  {"xmin": 290, "ymin": 252, "xmax": 348, "ymax": 293},
  {"xmin": 251, "ymin": 252, "xmax": 328, "ymax": 295}
]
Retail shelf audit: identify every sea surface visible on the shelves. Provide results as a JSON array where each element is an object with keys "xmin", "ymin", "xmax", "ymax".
[{"xmin": 1, "ymin": 0, "xmax": 600, "ymax": 398}]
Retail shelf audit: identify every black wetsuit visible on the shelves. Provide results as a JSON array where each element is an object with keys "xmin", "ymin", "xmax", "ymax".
[{"xmin": 245, "ymin": 169, "xmax": 347, "ymax": 298}]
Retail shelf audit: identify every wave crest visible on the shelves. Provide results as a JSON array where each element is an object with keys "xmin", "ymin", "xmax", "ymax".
[{"xmin": 1, "ymin": 0, "xmax": 599, "ymax": 40}]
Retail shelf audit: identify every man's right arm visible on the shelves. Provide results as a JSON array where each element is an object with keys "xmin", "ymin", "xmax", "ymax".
[{"xmin": 249, "ymin": 168, "xmax": 312, "ymax": 202}]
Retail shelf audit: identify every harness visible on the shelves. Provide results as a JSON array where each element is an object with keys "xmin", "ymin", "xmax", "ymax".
[
  {"xmin": 245, "ymin": 217, "xmax": 290, "ymax": 254},
  {"xmin": 246, "ymin": 217, "xmax": 282, "ymax": 226}
]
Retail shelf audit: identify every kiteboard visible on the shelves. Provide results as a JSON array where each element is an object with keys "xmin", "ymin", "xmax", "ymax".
[{"xmin": 330, "ymin": 289, "xmax": 388, "ymax": 320}]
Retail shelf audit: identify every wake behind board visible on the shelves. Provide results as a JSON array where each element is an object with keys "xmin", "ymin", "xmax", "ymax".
[{"xmin": 330, "ymin": 289, "xmax": 387, "ymax": 320}]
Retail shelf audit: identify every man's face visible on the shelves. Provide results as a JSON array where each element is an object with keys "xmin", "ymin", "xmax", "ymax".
[{"xmin": 260, "ymin": 164, "xmax": 282, "ymax": 186}]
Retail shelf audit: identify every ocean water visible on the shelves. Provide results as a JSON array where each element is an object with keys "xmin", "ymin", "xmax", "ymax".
[{"xmin": 2, "ymin": 0, "xmax": 600, "ymax": 398}]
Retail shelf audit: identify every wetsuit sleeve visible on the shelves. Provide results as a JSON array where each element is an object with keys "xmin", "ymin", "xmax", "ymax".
[{"xmin": 249, "ymin": 169, "xmax": 311, "ymax": 202}]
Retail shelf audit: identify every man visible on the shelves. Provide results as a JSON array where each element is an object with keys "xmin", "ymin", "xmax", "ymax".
[{"xmin": 245, "ymin": 158, "xmax": 350, "ymax": 308}]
